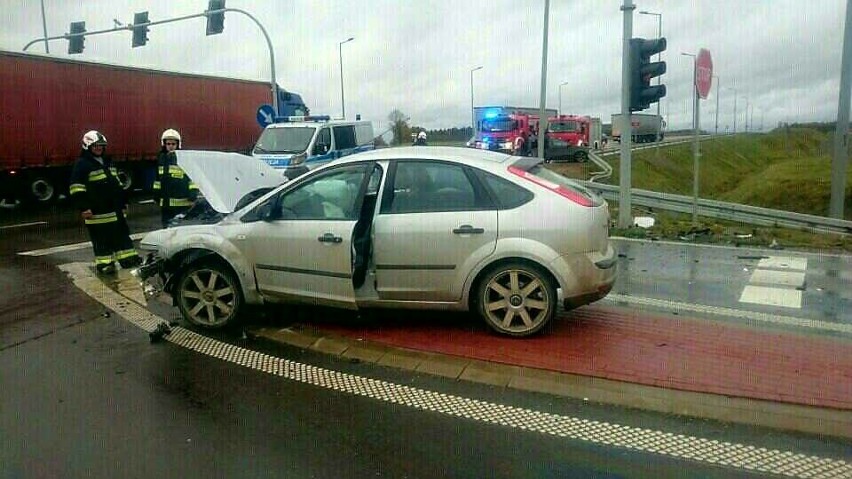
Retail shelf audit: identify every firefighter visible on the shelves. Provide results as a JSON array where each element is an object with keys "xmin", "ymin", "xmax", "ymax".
[
  {"xmin": 69, "ymin": 131, "xmax": 141, "ymax": 274},
  {"xmin": 152, "ymin": 129, "xmax": 198, "ymax": 228},
  {"xmin": 414, "ymin": 131, "xmax": 428, "ymax": 146}
]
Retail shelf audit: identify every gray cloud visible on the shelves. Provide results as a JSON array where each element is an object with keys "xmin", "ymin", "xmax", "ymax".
[{"xmin": 1, "ymin": 0, "xmax": 846, "ymax": 132}]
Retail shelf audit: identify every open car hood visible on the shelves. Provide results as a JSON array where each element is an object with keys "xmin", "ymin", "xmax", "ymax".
[{"xmin": 175, "ymin": 150, "xmax": 287, "ymax": 213}]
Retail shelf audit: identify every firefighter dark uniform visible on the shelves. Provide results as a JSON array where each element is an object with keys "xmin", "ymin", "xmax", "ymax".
[
  {"xmin": 152, "ymin": 129, "xmax": 197, "ymax": 228},
  {"xmin": 69, "ymin": 131, "xmax": 141, "ymax": 274}
]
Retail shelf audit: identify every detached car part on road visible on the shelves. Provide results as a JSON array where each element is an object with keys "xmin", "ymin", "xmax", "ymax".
[{"xmin": 134, "ymin": 147, "xmax": 616, "ymax": 337}]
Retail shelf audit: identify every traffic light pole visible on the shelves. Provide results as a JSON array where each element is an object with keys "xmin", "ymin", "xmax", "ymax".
[
  {"xmin": 618, "ymin": 0, "xmax": 635, "ymax": 229},
  {"xmin": 830, "ymin": 0, "xmax": 852, "ymax": 219},
  {"xmin": 23, "ymin": 7, "xmax": 280, "ymax": 114}
]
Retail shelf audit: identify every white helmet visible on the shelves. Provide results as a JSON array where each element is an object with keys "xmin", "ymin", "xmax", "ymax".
[
  {"xmin": 418, "ymin": 131, "xmax": 427, "ymax": 139},
  {"xmin": 161, "ymin": 128, "xmax": 182, "ymax": 147},
  {"xmin": 81, "ymin": 130, "xmax": 107, "ymax": 149}
]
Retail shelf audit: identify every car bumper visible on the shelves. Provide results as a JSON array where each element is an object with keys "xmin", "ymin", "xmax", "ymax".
[
  {"xmin": 131, "ymin": 255, "xmax": 171, "ymax": 303},
  {"xmin": 556, "ymin": 246, "xmax": 618, "ymax": 310}
]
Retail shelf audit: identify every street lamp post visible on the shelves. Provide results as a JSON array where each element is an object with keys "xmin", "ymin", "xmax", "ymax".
[
  {"xmin": 713, "ymin": 75, "xmax": 720, "ymax": 135},
  {"xmin": 727, "ymin": 87, "xmax": 737, "ymax": 135},
  {"xmin": 558, "ymin": 81, "xmax": 569, "ymax": 115},
  {"xmin": 639, "ymin": 10, "xmax": 662, "ymax": 156},
  {"xmin": 338, "ymin": 37, "xmax": 354, "ymax": 120},
  {"xmin": 470, "ymin": 66, "xmax": 483, "ymax": 134},
  {"xmin": 743, "ymin": 95, "xmax": 749, "ymax": 132},
  {"xmin": 681, "ymin": 52, "xmax": 699, "ymax": 224},
  {"xmin": 39, "ymin": 0, "xmax": 50, "ymax": 53}
]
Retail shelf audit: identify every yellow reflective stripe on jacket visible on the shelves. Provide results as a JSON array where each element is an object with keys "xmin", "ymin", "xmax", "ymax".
[
  {"xmin": 95, "ymin": 255, "xmax": 114, "ymax": 265},
  {"xmin": 84, "ymin": 212, "xmax": 118, "ymax": 225},
  {"xmin": 70, "ymin": 183, "xmax": 87, "ymax": 194},
  {"xmin": 115, "ymin": 249, "xmax": 138, "ymax": 260},
  {"xmin": 188, "ymin": 182, "xmax": 198, "ymax": 191},
  {"xmin": 152, "ymin": 181, "xmax": 161, "ymax": 190},
  {"xmin": 88, "ymin": 169, "xmax": 107, "ymax": 182},
  {"xmin": 169, "ymin": 170, "xmax": 185, "ymax": 179},
  {"xmin": 159, "ymin": 198, "xmax": 194, "ymax": 207}
]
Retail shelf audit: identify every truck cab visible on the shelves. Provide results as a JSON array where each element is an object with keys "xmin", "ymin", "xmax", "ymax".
[
  {"xmin": 547, "ymin": 115, "xmax": 590, "ymax": 147},
  {"xmin": 473, "ymin": 114, "xmax": 536, "ymax": 155},
  {"xmin": 252, "ymin": 117, "xmax": 374, "ymax": 179}
]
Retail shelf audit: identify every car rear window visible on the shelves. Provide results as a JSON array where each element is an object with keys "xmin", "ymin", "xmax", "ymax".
[{"xmin": 513, "ymin": 160, "xmax": 603, "ymax": 207}]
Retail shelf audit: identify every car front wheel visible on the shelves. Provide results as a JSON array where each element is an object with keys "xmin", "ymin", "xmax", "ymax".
[
  {"xmin": 476, "ymin": 263, "xmax": 557, "ymax": 337},
  {"xmin": 176, "ymin": 261, "xmax": 243, "ymax": 328}
]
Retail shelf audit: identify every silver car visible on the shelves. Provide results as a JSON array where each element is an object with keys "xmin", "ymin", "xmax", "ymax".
[{"xmin": 135, "ymin": 147, "xmax": 616, "ymax": 337}]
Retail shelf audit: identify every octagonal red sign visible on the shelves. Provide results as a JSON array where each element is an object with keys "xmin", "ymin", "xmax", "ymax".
[{"xmin": 696, "ymin": 49, "xmax": 713, "ymax": 99}]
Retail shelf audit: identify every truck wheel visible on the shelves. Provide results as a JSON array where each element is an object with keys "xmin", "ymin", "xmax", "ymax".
[
  {"xmin": 27, "ymin": 176, "xmax": 57, "ymax": 204},
  {"xmin": 115, "ymin": 168, "xmax": 133, "ymax": 191}
]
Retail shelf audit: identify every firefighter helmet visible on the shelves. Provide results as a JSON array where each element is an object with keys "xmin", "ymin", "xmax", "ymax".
[
  {"xmin": 81, "ymin": 130, "xmax": 108, "ymax": 150},
  {"xmin": 418, "ymin": 131, "xmax": 427, "ymax": 139},
  {"xmin": 161, "ymin": 129, "xmax": 182, "ymax": 147}
]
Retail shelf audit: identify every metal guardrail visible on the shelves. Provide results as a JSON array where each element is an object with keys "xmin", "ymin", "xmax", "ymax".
[{"xmin": 578, "ymin": 181, "xmax": 852, "ymax": 236}]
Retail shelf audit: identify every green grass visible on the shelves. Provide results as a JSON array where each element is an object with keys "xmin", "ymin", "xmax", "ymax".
[
  {"xmin": 574, "ymin": 128, "xmax": 852, "ymax": 253},
  {"xmin": 603, "ymin": 129, "xmax": 852, "ymax": 220}
]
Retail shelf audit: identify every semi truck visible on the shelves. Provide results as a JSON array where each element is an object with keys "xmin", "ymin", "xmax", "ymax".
[
  {"xmin": 0, "ymin": 50, "xmax": 308, "ymax": 205},
  {"xmin": 611, "ymin": 113, "xmax": 664, "ymax": 143}
]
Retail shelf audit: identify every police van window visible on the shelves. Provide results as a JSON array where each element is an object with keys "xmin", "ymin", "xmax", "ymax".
[
  {"xmin": 333, "ymin": 125, "xmax": 357, "ymax": 150},
  {"xmin": 314, "ymin": 128, "xmax": 331, "ymax": 155}
]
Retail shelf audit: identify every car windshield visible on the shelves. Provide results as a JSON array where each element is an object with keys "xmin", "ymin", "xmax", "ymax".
[
  {"xmin": 253, "ymin": 127, "xmax": 315, "ymax": 154},
  {"xmin": 549, "ymin": 121, "xmax": 580, "ymax": 132},
  {"xmin": 480, "ymin": 118, "xmax": 516, "ymax": 132}
]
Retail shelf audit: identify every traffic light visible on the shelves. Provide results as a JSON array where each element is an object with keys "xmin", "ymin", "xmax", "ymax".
[
  {"xmin": 132, "ymin": 11, "xmax": 150, "ymax": 48},
  {"xmin": 629, "ymin": 37, "xmax": 667, "ymax": 112},
  {"xmin": 206, "ymin": 0, "xmax": 226, "ymax": 35},
  {"xmin": 68, "ymin": 21, "xmax": 86, "ymax": 54}
]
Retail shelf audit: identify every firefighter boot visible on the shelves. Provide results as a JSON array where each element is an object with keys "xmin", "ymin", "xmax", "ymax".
[{"xmin": 96, "ymin": 262, "xmax": 117, "ymax": 275}]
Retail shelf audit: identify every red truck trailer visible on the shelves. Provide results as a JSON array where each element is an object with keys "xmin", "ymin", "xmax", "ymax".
[{"xmin": 0, "ymin": 50, "xmax": 304, "ymax": 205}]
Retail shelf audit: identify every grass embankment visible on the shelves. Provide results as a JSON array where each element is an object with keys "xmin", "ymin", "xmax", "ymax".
[{"xmin": 549, "ymin": 128, "xmax": 852, "ymax": 252}]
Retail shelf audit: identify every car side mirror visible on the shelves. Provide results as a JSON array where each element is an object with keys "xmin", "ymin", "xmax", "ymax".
[{"xmin": 257, "ymin": 201, "xmax": 275, "ymax": 221}]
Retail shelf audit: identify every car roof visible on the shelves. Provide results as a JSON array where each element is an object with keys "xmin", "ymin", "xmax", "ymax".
[
  {"xmin": 335, "ymin": 146, "xmax": 516, "ymax": 168},
  {"xmin": 265, "ymin": 120, "xmax": 368, "ymax": 129}
]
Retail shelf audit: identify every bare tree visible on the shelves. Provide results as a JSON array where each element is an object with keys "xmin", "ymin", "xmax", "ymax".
[{"xmin": 388, "ymin": 109, "xmax": 411, "ymax": 146}]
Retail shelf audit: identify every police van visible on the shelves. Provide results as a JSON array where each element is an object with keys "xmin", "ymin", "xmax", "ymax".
[{"xmin": 252, "ymin": 116, "xmax": 375, "ymax": 179}]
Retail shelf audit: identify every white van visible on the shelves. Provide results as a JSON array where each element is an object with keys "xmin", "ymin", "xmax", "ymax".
[{"xmin": 252, "ymin": 116, "xmax": 375, "ymax": 179}]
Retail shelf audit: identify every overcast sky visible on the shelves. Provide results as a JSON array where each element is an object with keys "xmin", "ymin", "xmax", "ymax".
[{"xmin": 1, "ymin": 0, "xmax": 847, "ymax": 132}]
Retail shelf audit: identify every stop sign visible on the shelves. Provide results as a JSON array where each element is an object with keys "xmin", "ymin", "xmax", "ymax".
[{"xmin": 696, "ymin": 49, "xmax": 713, "ymax": 99}]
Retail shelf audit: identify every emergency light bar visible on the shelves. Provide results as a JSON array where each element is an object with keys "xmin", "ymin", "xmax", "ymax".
[{"xmin": 276, "ymin": 115, "xmax": 331, "ymax": 123}]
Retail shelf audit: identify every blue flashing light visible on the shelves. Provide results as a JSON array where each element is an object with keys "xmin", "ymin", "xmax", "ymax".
[{"xmin": 483, "ymin": 109, "xmax": 500, "ymax": 119}]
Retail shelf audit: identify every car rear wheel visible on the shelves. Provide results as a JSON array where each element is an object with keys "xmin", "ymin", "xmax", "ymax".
[
  {"xmin": 176, "ymin": 261, "xmax": 242, "ymax": 329},
  {"xmin": 476, "ymin": 262, "xmax": 557, "ymax": 337}
]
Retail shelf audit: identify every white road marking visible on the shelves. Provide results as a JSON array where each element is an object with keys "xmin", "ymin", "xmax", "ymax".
[
  {"xmin": 137, "ymin": 199, "xmax": 155, "ymax": 204},
  {"xmin": 748, "ymin": 269, "xmax": 806, "ymax": 287},
  {"xmin": 0, "ymin": 221, "xmax": 47, "ymax": 230},
  {"xmin": 739, "ymin": 286, "xmax": 804, "ymax": 309},
  {"xmin": 17, "ymin": 232, "xmax": 150, "ymax": 257},
  {"xmin": 757, "ymin": 256, "xmax": 808, "ymax": 271},
  {"xmin": 736, "ymin": 255, "xmax": 808, "ymax": 309},
  {"xmin": 603, "ymin": 294, "xmax": 852, "ymax": 335},
  {"xmin": 58, "ymin": 261, "xmax": 852, "ymax": 478}
]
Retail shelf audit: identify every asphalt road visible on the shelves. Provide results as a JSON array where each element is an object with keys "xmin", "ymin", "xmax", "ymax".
[{"xmin": 2, "ymin": 198, "xmax": 851, "ymax": 478}]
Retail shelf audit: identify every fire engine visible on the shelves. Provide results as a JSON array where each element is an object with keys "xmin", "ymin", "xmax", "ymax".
[{"xmin": 472, "ymin": 112, "xmax": 538, "ymax": 155}]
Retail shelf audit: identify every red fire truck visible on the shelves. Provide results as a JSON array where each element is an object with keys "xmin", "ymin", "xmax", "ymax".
[
  {"xmin": 545, "ymin": 115, "xmax": 603, "ymax": 161},
  {"xmin": 472, "ymin": 112, "xmax": 538, "ymax": 155}
]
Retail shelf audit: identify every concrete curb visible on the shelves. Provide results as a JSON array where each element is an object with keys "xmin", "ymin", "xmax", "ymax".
[{"xmin": 250, "ymin": 323, "xmax": 852, "ymax": 440}]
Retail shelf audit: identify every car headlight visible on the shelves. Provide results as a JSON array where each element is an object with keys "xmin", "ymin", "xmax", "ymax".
[{"xmin": 289, "ymin": 152, "xmax": 307, "ymax": 166}]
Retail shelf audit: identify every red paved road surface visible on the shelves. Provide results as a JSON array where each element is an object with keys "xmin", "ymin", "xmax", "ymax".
[{"xmin": 312, "ymin": 305, "xmax": 852, "ymax": 410}]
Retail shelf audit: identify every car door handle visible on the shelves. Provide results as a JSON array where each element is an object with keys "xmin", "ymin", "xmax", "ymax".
[
  {"xmin": 317, "ymin": 233, "xmax": 343, "ymax": 243},
  {"xmin": 452, "ymin": 225, "xmax": 485, "ymax": 235}
]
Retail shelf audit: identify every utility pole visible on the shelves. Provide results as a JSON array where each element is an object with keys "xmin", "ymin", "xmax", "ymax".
[
  {"xmin": 536, "ymin": 0, "xmax": 550, "ymax": 161},
  {"xmin": 714, "ymin": 75, "xmax": 720, "ymax": 135}
]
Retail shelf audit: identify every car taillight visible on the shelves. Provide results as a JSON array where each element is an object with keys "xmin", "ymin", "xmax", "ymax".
[{"xmin": 508, "ymin": 165, "xmax": 595, "ymax": 207}]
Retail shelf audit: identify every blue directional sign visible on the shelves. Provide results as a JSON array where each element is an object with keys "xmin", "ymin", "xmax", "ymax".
[{"xmin": 256, "ymin": 104, "xmax": 277, "ymax": 128}]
